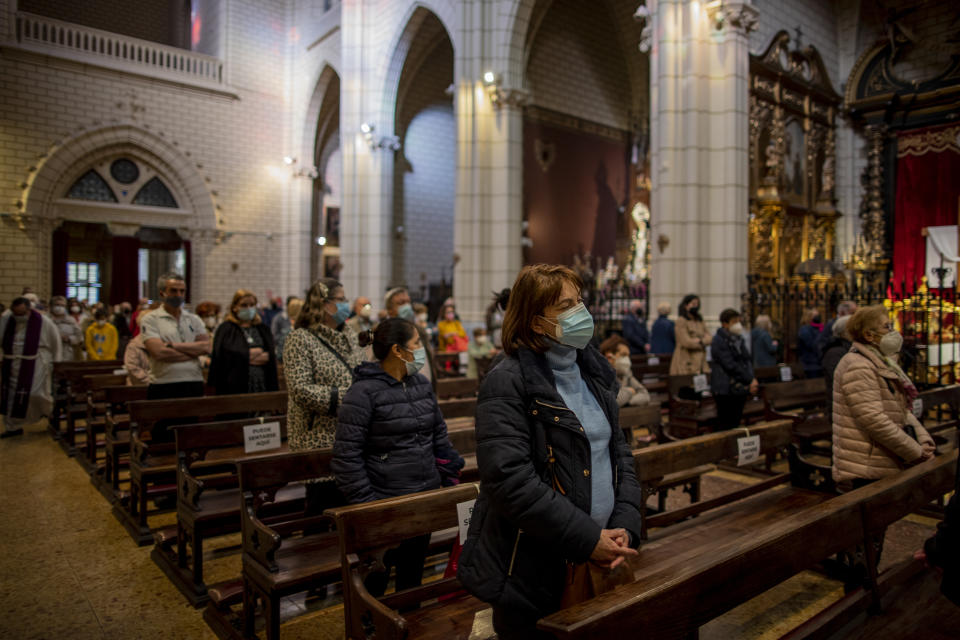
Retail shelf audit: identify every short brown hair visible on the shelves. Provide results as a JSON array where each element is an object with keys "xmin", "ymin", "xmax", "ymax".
[
  {"xmin": 500, "ymin": 264, "xmax": 583, "ymax": 356},
  {"xmin": 599, "ymin": 335, "xmax": 628, "ymax": 356},
  {"xmin": 846, "ymin": 305, "xmax": 889, "ymax": 344}
]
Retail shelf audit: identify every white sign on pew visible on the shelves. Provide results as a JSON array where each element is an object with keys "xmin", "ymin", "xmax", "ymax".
[
  {"xmin": 693, "ymin": 374, "xmax": 709, "ymax": 393},
  {"xmin": 779, "ymin": 366, "xmax": 792, "ymax": 382},
  {"xmin": 243, "ymin": 421, "xmax": 282, "ymax": 454},
  {"xmin": 648, "ymin": 357, "xmax": 660, "ymax": 366},
  {"xmin": 737, "ymin": 434, "xmax": 761, "ymax": 466},
  {"xmin": 457, "ymin": 499, "xmax": 476, "ymax": 544}
]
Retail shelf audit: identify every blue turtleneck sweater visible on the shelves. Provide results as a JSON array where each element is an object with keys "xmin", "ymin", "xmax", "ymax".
[{"xmin": 545, "ymin": 344, "xmax": 615, "ymax": 528}]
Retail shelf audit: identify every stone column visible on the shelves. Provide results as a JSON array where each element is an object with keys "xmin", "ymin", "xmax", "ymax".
[
  {"xmin": 451, "ymin": 4, "xmax": 524, "ymax": 324},
  {"xmin": 648, "ymin": 0, "xmax": 757, "ymax": 322},
  {"xmin": 338, "ymin": 1, "xmax": 394, "ymax": 303}
]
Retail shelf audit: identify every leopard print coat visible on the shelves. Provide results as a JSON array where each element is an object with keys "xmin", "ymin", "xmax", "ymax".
[{"xmin": 283, "ymin": 323, "xmax": 364, "ymax": 464}]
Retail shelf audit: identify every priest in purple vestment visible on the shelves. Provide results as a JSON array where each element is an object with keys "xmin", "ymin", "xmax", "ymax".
[{"xmin": 1, "ymin": 297, "xmax": 62, "ymax": 437}]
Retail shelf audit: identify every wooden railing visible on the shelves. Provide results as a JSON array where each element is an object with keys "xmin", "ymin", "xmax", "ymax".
[{"xmin": 13, "ymin": 12, "xmax": 224, "ymax": 89}]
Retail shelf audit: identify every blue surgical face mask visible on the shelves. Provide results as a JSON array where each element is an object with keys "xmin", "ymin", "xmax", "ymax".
[
  {"xmin": 334, "ymin": 301, "xmax": 351, "ymax": 326},
  {"xmin": 404, "ymin": 346, "xmax": 427, "ymax": 376},
  {"xmin": 236, "ymin": 307, "xmax": 257, "ymax": 322},
  {"xmin": 397, "ymin": 303, "xmax": 415, "ymax": 322},
  {"xmin": 543, "ymin": 302, "xmax": 595, "ymax": 350}
]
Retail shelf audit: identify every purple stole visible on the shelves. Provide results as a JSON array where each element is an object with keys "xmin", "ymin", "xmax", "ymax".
[{"xmin": 1, "ymin": 310, "xmax": 43, "ymax": 419}]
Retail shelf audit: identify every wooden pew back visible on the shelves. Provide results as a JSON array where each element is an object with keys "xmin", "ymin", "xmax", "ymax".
[
  {"xmin": 435, "ymin": 376, "xmax": 479, "ymax": 399},
  {"xmin": 919, "ymin": 384, "xmax": 960, "ymax": 437},
  {"xmin": 327, "ymin": 483, "xmax": 483, "ymax": 640},
  {"xmin": 763, "ymin": 378, "xmax": 827, "ymax": 413}
]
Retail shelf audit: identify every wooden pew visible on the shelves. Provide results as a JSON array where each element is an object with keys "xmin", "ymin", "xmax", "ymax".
[
  {"xmin": 918, "ymin": 384, "xmax": 960, "ymax": 439},
  {"xmin": 666, "ymin": 374, "xmax": 717, "ymax": 438},
  {"xmin": 151, "ymin": 416, "xmax": 295, "ymax": 606},
  {"xmin": 619, "ymin": 403, "xmax": 663, "ymax": 447},
  {"xmin": 327, "ymin": 483, "xmax": 486, "ymax": 640},
  {"xmin": 114, "ymin": 391, "xmax": 288, "ymax": 544},
  {"xmin": 754, "ymin": 362, "xmax": 805, "ymax": 383},
  {"xmin": 631, "ymin": 355, "xmax": 671, "ymax": 405},
  {"xmin": 435, "ymin": 376, "xmax": 479, "ymax": 400},
  {"xmin": 51, "ymin": 360, "xmax": 123, "ymax": 453},
  {"xmin": 763, "ymin": 378, "xmax": 831, "ymax": 454},
  {"xmin": 634, "ymin": 420, "xmax": 795, "ymax": 539},
  {"xmin": 437, "ymin": 396, "xmax": 477, "ymax": 420},
  {"xmin": 79, "ymin": 373, "xmax": 129, "ymax": 474},
  {"xmin": 98, "ymin": 385, "xmax": 148, "ymax": 502},
  {"xmin": 536, "ymin": 450, "xmax": 958, "ymax": 639},
  {"xmin": 231, "ymin": 449, "xmax": 342, "ymax": 640},
  {"xmin": 434, "ymin": 352, "xmax": 462, "ymax": 377}
]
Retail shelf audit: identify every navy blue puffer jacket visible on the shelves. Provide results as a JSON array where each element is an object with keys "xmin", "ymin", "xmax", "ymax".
[{"xmin": 332, "ymin": 362, "xmax": 464, "ymax": 503}]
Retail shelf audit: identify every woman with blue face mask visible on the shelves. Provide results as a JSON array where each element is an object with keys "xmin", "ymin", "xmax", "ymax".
[
  {"xmin": 284, "ymin": 278, "xmax": 366, "ymax": 519},
  {"xmin": 457, "ymin": 264, "xmax": 642, "ymax": 638},
  {"xmin": 208, "ymin": 289, "xmax": 279, "ymax": 396},
  {"xmin": 333, "ymin": 317, "xmax": 464, "ymax": 595}
]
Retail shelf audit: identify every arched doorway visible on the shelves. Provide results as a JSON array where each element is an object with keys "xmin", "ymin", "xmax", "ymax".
[
  {"xmin": 390, "ymin": 9, "xmax": 455, "ymax": 307},
  {"xmin": 521, "ymin": 0, "xmax": 649, "ymax": 273},
  {"xmin": 51, "ymin": 154, "xmax": 193, "ymax": 305}
]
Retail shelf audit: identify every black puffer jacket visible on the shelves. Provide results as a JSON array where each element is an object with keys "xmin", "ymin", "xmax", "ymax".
[
  {"xmin": 332, "ymin": 362, "xmax": 464, "ymax": 503},
  {"xmin": 457, "ymin": 345, "xmax": 643, "ymax": 619},
  {"xmin": 710, "ymin": 328, "xmax": 754, "ymax": 396}
]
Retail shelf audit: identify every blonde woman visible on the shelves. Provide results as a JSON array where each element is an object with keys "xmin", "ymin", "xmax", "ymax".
[{"xmin": 208, "ymin": 290, "xmax": 278, "ymax": 395}]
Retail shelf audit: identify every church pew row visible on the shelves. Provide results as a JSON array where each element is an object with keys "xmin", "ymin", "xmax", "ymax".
[
  {"xmin": 763, "ymin": 377, "xmax": 832, "ymax": 455},
  {"xmin": 150, "ymin": 416, "xmax": 293, "ymax": 606},
  {"xmin": 318, "ymin": 445, "xmax": 955, "ymax": 640},
  {"xmin": 536, "ymin": 450, "xmax": 957, "ymax": 638},
  {"xmin": 77, "ymin": 372, "xmax": 129, "ymax": 474},
  {"xmin": 50, "ymin": 359, "xmax": 123, "ymax": 454},
  {"xmin": 113, "ymin": 391, "xmax": 289, "ymax": 545},
  {"xmin": 98, "ymin": 384, "xmax": 148, "ymax": 503}
]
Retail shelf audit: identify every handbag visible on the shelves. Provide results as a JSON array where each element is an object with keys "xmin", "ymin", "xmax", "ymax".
[{"xmin": 560, "ymin": 561, "xmax": 634, "ymax": 608}]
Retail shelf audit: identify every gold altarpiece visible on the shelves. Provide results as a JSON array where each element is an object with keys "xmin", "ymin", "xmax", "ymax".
[{"xmin": 748, "ymin": 32, "xmax": 843, "ymax": 286}]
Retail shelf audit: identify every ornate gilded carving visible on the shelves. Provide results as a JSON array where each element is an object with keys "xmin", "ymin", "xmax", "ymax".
[
  {"xmin": 819, "ymin": 127, "xmax": 836, "ymax": 201},
  {"xmin": 862, "ymin": 124, "xmax": 888, "ymax": 259},
  {"xmin": 749, "ymin": 204, "xmax": 782, "ymax": 275}
]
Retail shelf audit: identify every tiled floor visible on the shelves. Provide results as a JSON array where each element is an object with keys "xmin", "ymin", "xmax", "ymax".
[{"xmin": 0, "ymin": 418, "xmax": 950, "ymax": 639}]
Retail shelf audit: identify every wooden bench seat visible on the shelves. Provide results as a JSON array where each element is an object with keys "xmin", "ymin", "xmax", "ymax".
[
  {"xmin": 80, "ymin": 373, "xmax": 129, "ymax": 474},
  {"xmin": 435, "ymin": 376, "xmax": 479, "ymax": 399},
  {"xmin": 98, "ymin": 385, "xmax": 148, "ymax": 502},
  {"xmin": 635, "ymin": 420, "xmax": 795, "ymax": 539},
  {"xmin": 114, "ymin": 391, "xmax": 288, "ymax": 544},
  {"xmin": 919, "ymin": 384, "xmax": 960, "ymax": 438},
  {"xmin": 536, "ymin": 450, "xmax": 958, "ymax": 638},
  {"xmin": 327, "ymin": 482, "xmax": 485, "ymax": 640},
  {"xmin": 763, "ymin": 378, "xmax": 831, "ymax": 454},
  {"xmin": 51, "ymin": 360, "xmax": 123, "ymax": 454},
  {"xmin": 151, "ymin": 416, "xmax": 295, "ymax": 606},
  {"xmin": 235, "ymin": 449, "xmax": 342, "ymax": 640}
]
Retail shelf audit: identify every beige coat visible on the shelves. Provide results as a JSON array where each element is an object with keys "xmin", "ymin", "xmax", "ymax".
[
  {"xmin": 670, "ymin": 316, "xmax": 712, "ymax": 375},
  {"xmin": 832, "ymin": 343, "xmax": 933, "ymax": 482}
]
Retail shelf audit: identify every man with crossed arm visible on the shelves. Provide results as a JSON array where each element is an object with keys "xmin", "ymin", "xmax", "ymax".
[{"xmin": 140, "ymin": 272, "xmax": 210, "ymax": 445}]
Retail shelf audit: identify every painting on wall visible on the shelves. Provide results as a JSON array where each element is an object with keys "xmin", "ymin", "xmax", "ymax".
[{"xmin": 783, "ymin": 119, "xmax": 805, "ymax": 199}]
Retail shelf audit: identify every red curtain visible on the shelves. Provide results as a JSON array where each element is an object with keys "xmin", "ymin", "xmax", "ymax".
[
  {"xmin": 51, "ymin": 227, "xmax": 68, "ymax": 297},
  {"xmin": 892, "ymin": 123, "xmax": 960, "ymax": 292},
  {"xmin": 110, "ymin": 236, "xmax": 141, "ymax": 305}
]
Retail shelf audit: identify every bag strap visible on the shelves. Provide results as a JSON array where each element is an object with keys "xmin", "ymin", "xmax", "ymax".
[{"xmin": 312, "ymin": 331, "xmax": 355, "ymax": 380}]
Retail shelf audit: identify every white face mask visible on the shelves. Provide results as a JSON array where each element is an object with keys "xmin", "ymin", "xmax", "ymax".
[
  {"xmin": 614, "ymin": 355, "xmax": 632, "ymax": 376},
  {"xmin": 52, "ymin": 305, "xmax": 66, "ymax": 315},
  {"xmin": 203, "ymin": 316, "xmax": 217, "ymax": 329},
  {"xmin": 416, "ymin": 313, "xmax": 428, "ymax": 324},
  {"xmin": 475, "ymin": 335, "xmax": 489, "ymax": 345},
  {"xmin": 96, "ymin": 320, "xmax": 106, "ymax": 327},
  {"xmin": 878, "ymin": 330, "xmax": 903, "ymax": 356},
  {"xmin": 729, "ymin": 322, "xmax": 744, "ymax": 336},
  {"xmin": 70, "ymin": 306, "xmax": 80, "ymax": 314}
]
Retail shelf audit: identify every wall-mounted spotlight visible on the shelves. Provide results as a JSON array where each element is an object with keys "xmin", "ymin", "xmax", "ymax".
[
  {"xmin": 283, "ymin": 156, "xmax": 296, "ymax": 165},
  {"xmin": 316, "ymin": 236, "xmax": 327, "ymax": 246}
]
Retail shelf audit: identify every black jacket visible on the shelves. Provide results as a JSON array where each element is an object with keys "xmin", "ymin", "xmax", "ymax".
[
  {"xmin": 208, "ymin": 321, "xmax": 279, "ymax": 395},
  {"xmin": 821, "ymin": 336, "xmax": 851, "ymax": 420},
  {"xmin": 457, "ymin": 345, "xmax": 643, "ymax": 618},
  {"xmin": 924, "ymin": 458, "xmax": 959, "ymax": 605},
  {"xmin": 710, "ymin": 328, "xmax": 754, "ymax": 396},
  {"xmin": 332, "ymin": 362, "xmax": 464, "ymax": 503}
]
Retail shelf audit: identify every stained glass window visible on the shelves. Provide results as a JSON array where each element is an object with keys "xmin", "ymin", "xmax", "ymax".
[
  {"xmin": 110, "ymin": 158, "xmax": 140, "ymax": 184},
  {"xmin": 67, "ymin": 170, "xmax": 117, "ymax": 202},
  {"xmin": 133, "ymin": 177, "xmax": 178, "ymax": 208}
]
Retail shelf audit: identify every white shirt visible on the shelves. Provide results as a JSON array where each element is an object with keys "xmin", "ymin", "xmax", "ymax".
[{"xmin": 140, "ymin": 306, "xmax": 206, "ymax": 384}]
